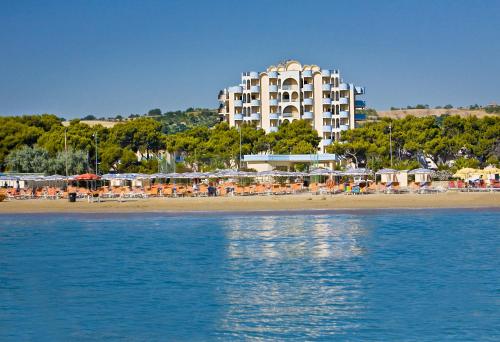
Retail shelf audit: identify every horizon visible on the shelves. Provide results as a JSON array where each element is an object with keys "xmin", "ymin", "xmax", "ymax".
[{"xmin": 1, "ymin": 0, "xmax": 499, "ymax": 118}]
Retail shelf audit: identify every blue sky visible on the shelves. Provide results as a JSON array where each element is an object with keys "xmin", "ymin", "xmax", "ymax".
[{"xmin": 0, "ymin": 0, "xmax": 499, "ymax": 118}]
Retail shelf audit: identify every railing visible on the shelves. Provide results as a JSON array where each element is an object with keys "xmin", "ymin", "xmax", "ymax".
[
  {"xmin": 322, "ymin": 111, "xmax": 332, "ymax": 118},
  {"xmin": 302, "ymin": 112, "xmax": 313, "ymax": 119},
  {"xmin": 281, "ymin": 85, "xmax": 299, "ymax": 90}
]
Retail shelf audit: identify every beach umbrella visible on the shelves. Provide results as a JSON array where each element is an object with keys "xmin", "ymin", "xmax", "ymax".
[
  {"xmin": 375, "ymin": 168, "xmax": 398, "ymax": 175},
  {"xmin": 409, "ymin": 168, "xmax": 435, "ymax": 175},
  {"xmin": 74, "ymin": 173, "xmax": 101, "ymax": 181},
  {"xmin": 482, "ymin": 166, "xmax": 500, "ymax": 175},
  {"xmin": 452, "ymin": 168, "xmax": 479, "ymax": 179},
  {"xmin": 309, "ymin": 168, "xmax": 339, "ymax": 176},
  {"xmin": 341, "ymin": 168, "xmax": 373, "ymax": 176},
  {"xmin": 0, "ymin": 175, "xmax": 20, "ymax": 181}
]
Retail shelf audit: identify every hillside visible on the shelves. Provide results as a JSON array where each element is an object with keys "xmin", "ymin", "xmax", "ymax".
[{"xmin": 377, "ymin": 108, "xmax": 496, "ymax": 119}]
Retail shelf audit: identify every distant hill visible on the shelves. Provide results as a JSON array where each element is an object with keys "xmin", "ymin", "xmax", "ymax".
[
  {"xmin": 377, "ymin": 108, "xmax": 497, "ymax": 119},
  {"xmin": 62, "ymin": 108, "xmax": 220, "ymax": 133}
]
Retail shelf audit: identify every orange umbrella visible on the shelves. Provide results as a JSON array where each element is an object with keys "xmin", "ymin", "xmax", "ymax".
[{"xmin": 74, "ymin": 173, "xmax": 101, "ymax": 181}]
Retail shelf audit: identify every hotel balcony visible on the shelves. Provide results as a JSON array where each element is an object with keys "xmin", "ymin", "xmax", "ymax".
[
  {"xmin": 303, "ymin": 98, "xmax": 313, "ymax": 106},
  {"xmin": 322, "ymin": 98, "xmax": 332, "ymax": 105},
  {"xmin": 269, "ymin": 85, "xmax": 278, "ymax": 92},
  {"xmin": 269, "ymin": 126, "xmax": 278, "ymax": 133},
  {"xmin": 321, "ymin": 69, "xmax": 331, "ymax": 77},
  {"xmin": 251, "ymin": 99, "xmax": 261, "ymax": 106},
  {"xmin": 269, "ymin": 98, "xmax": 278, "ymax": 106},
  {"xmin": 322, "ymin": 125, "xmax": 332, "ymax": 132},
  {"xmin": 234, "ymin": 100, "xmax": 243, "ymax": 107},
  {"xmin": 282, "ymin": 112, "xmax": 293, "ymax": 118},
  {"xmin": 355, "ymin": 113, "xmax": 366, "ymax": 120},
  {"xmin": 302, "ymin": 112, "xmax": 313, "ymax": 119},
  {"xmin": 303, "ymin": 84, "xmax": 313, "ymax": 92},
  {"xmin": 322, "ymin": 84, "xmax": 332, "ymax": 91},
  {"xmin": 339, "ymin": 97, "xmax": 349, "ymax": 105},
  {"xmin": 355, "ymin": 86, "xmax": 365, "ymax": 95},
  {"xmin": 243, "ymin": 116, "xmax": 252, "ymax": 122},
  {"xmin": 355, "ymin": 100, "xmax": 366, "ymax": 108},
  {"xmin": 234, "ymin": 113, "xmax": 243, "ymax": 121},
  {"xmin": 268, "ymin": 71, "xmax": 278, "ymax": 79},
  {"xmin": 250, "ymin": 113, "xmax": 261, "ymax": 121},
  {"xmin": 250, "ymin": 85, "xmax": 260, "ymax": 93},
  {"xmin": 269, "ymin": 113, "xmax": 279, "ymax": 120},
  {"xmin": 302, "ymin": 70, "xmax": 312, "ymax": 77},
  {"xmin": 228, "ymin": 86, "xmax": 242, "ymax": 93},
  {"xmin": 340, "ymin": 124, "xmax": 349, "ymax": 131},
  {"xmin": 339, "ymin": 83, "xmax": 349, "ymax": 91},
  {"xmin": 322, "ymin": 111, "xmax": 332, "ymax": 119},
  {"xmin": 281, "ymin": 85, "xmax": 299, "ymax": 91},
  {"xmin": 339, "ymin": 111, "xmax": 349, "ymax": 118},
  {"xmin": 248, "ymin": 71, "xmax": 259, "ymax": 79},
  {"xmin": 322, "ymin": 139, "xmax": 332, "ymax": 146}
]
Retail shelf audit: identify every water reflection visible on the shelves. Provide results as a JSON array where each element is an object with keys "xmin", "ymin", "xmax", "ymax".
[{"xmin": 218, "ymin": 215, "xmax": 369, "ymax": 339}]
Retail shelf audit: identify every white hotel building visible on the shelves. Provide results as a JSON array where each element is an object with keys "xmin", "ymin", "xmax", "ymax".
[{"xmin": 218, "ymin": 60, "xmax": 366, "ymax": 152}]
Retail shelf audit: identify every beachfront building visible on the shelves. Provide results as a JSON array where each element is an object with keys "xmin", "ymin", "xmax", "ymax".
[{"xmin": 218, "ymin": 60, "xmax": 366, "ymax": 152}]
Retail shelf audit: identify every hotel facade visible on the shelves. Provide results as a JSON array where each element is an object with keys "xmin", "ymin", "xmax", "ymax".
[{"xmin": 218, "ymin": 60, "xmax": 366, "ymax": 152}]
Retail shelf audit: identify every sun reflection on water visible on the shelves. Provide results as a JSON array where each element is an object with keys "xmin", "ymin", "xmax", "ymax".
[{"xmin": 218, "ymin": 215, "xmax": 369, "ymax": 339}]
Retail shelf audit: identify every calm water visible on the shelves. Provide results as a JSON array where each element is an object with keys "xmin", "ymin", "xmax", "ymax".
[{"xmin": 0, "ymin": 210, "xmax": 499, "ymax": 341}]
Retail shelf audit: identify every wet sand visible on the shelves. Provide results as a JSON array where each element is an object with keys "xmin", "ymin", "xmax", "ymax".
[{"xmin": 0, "ymin": 192, "xmax": 499, "ymax": 214}]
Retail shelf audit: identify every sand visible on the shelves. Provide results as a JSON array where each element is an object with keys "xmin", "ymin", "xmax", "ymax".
[{"xmin": 0, "ymin": 192, "xmax": 498, "ymax": 214}]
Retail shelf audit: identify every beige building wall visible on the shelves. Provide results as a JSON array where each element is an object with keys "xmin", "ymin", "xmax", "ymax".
[{"xmin": 260, "ymin": 74, "xmax": 270, "ymax": 131}]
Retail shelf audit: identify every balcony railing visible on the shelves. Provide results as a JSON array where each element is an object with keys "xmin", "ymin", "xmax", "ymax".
[
  {"xmin": 234, "ymin": 114, "xmax": 243, "ymax": 121},
  {"xmin": 269, "ymin": 85, "xmax": 278, "ymax": 92},
  {"xmin": 269, "ymin": 126, "xmax": 278, "ymax": 133},
  {"xmin": 251, "ymin": 99, "xmax": 261, "ymax": 106},
  {"xmin": 340, "ymin": 124, "xmax": 349, "ymax": 131},
  {"xmin": 355, "ymin": 100, "xmax": 366, "ymax": 108},
  {"xmin": 269, "ymin": 99, "xmax": 278, "ymax": 106},
  {"xmin": 228, "ymin": 86, "xmax": 242, "ymax": 93},
  {"xmin": 281, "ymin": 85, "xmax": 299, "ymax": 91},
  {"xmin": 269, "ymin": 113, "xmax": 279, "ymax": 120},
  {"xmin": 339, "ymin": 97, "xmax": 349, "ymax": 105},
  {"xmin": 268, "ymin": 71, "xmax": 278, "ymax": 78},
  {"xmin": 321, "ymin": 69, "xmax": 331, "ymax": 77},
  {"xmin": 355, "ymin": 113, "xmax": 366, "ymax": 120},
  {"xmin": 339, "ymin": 111, "xmax": 349, "ymax": 118},
  {"xmin": 303, "ymin": 98, "xmax": 313, "ymax": 106},
  {"xmin": 322, "ymin": 84, "xmax": 332, "ymax": 91},
  {"xmin": 302, "ymin": 112, "xmax": 313, "ymax": 119},
  {"xmin": 322, "ymin": 125, "xmax": 332, "ymax": 132},
  {"xmin": 322, "ymin": 111, "xmax": 332, "ymax": 119},
  {"xmin": 303, "ymin": 84, "xmax": 313, "ymax": 92},
  {"xmin": 250, "ymin": 113, "xmax": 261, "ymax": 121},
  {"xmin": 250, "ymin": 85, "xmax": 260, "ymax": 93},
  {"xmin": 322, "ymin": 98, "xmax": 332, "ymax": 105},
  {"xmin": 339, "ymin": 83, "xmax": 349, "ymax": 91},
  {"xmin": 302, "ymin": 70, "xmax": 313, "ymax": 77},
  {"xmin": 322, "ymin": 139, "xmax": 332, "ymax": 146},
  {"xmin": 234, "ymin": 100, "xmax": 243, "ymax": 107}
]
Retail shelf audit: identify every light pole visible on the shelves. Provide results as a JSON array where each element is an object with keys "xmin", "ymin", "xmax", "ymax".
[
  {"xmin": 239, "ymin": 124, "xmax": 242, "ymax": 170},
  {"xmin": 64, "ymin": 129, "xmax": 69, "ymax": 176},
  {"xmin": 389, "ymin": 124, "xmax": 393, "ymax": 168},
  {"xmin": 93, "ymin": 132, "xmax": 98, "ymax": 175}
]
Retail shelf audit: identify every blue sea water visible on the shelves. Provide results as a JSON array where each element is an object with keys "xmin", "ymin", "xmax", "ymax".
[{"xmin": 0, "ymin": 209, "xmax": 499, "ymax": 341}]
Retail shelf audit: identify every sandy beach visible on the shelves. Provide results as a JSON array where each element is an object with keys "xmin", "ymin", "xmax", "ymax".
[{"xmin": 0, "ymin": 192, "xmax": 498, "ymax": 214}]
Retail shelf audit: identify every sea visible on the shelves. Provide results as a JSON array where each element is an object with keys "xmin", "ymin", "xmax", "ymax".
[{"xmin": 0, "ymin": 209, "xmax": 499, "ymax": 341}]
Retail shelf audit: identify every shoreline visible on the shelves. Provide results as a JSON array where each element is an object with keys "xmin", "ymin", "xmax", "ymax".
[{"xmin": 1, "ymin": 192, "xmax": 499, "ymax": 214}]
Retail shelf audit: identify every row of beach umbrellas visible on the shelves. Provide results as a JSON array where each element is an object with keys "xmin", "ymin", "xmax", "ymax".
[{"xmin": 5, "ymin": 167, "xmax": 497, "ymax": 182}]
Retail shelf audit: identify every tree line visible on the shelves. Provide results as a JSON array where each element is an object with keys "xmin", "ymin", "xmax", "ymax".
[
  {"xmin": 1, "ymin": 113, "xmax": 498, "ymax": 175},
  {"xmin": 326, "ymin": 115, "xmax": 500, "ymax": 171}
]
